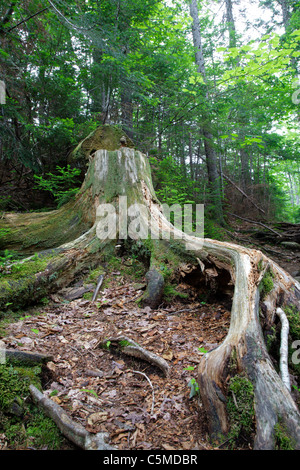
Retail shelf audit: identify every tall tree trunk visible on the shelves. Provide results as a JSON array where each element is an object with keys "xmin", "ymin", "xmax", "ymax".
[
  {"xmin": 189, "ymin": 0, "xmax": 224, "ymax": 224},
  {"xmin": 121, "ymin": 87, "xmax": 134, "ymax": 140},
  {"xmin": 225, "ymin": 0, "xmax": 237, "ymax": 48}
]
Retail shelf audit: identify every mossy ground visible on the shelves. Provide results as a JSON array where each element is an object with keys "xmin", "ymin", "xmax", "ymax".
[
  {"xmin": 285, "ymin": 305, "xmax": 300, "ymax": 388},
  {"xmin": 0, "ymin": 362, "xmax": 68, "ymax": 450},
  {"xmin": 0, "ymin": 252, "xmax": 60, "ymax": 312}
]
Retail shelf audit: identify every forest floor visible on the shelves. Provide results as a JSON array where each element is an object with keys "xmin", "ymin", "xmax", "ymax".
[
  {"xmin": 0, "ymin": 218, "xmax": 299, "ymax": 451},
  {"xmin": 1, "ymin": 272, "xmax": 232, "ymax": 451}
]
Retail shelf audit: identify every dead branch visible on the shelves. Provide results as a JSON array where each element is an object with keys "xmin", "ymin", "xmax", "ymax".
[
  {"xmin": 224, "ymin": 175, "xmax": 265, "ymax": 214},
  {"xmin": 228, "ymin": 212, "xmax": 282, "ymax": 237},
  {"xmin": 91, "ymin": 274, "xmax": 104, "ymax": 302}
]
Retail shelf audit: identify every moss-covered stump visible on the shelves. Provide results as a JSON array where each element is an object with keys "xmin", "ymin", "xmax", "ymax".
[
  {"xmin": 70, "ymin": 124, "xmax": 135, "ymax": 166},
  {"xmin": 1, "ymin": 125, "xmax": 300, "ymax": 450}
]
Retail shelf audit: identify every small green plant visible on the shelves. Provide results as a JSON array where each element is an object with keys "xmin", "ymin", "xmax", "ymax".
[
  {"xmin": 187, "ymin": 377, "xmax": 199, "ymax": 398},
  {"xmin": 183, "ymin": 352, "xmax": 207, "ymax": 398},
  {"xmin": 274, "ymin": 419, "xmax": 295, "ymax": 450},
  {"xmin": 119, "ymin": 339, "xmax": 132, "ymax": 348},
  {"xmin": 34, "ymin": 165, "xmax": 81, "ymax": 208},
  {"xmin": 0, "ymin": 249, "xmax": 17, "ymax": 267},
  {"xmin": 80, "ymin": 388, "xmax": 98, "ymax": 398}
]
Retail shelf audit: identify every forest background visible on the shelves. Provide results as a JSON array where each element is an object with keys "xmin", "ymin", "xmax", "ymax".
[{"xmin": 0, "ymin": 0, "xmax": 299, "ymax": 236}]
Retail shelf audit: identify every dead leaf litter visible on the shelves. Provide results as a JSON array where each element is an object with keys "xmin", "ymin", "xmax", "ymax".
[{"xmin": 2, "ymin": 278, "xmax": 231, "ymax": 451}]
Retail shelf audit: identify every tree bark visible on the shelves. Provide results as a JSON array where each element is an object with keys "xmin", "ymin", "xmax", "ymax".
[
  {"xmin": 189, "ymin": 0, "xmax": 224, "ymax": 224},
  {"xmin": 1, "ymin": 125, "xmax": 300, "ymax": 449},
  {"xmin": 225, "ymin": 0, "xmax": 237, "ymax": 48}
]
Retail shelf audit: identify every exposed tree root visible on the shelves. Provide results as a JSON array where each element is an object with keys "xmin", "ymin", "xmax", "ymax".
[
  {"xmin": 276, "ymin": 307, "xmax": 291, "ymax": 392},
  {"xmin": 29, "ymin": 385, "xmax": 116, "ymax": 450},
  {"xmin": 99, "ymin": 335, "xmax": 170, "ymax": 377},
  {"xmin": 0, "ymin": 348, "xmax": 53, "ymax": 365}
]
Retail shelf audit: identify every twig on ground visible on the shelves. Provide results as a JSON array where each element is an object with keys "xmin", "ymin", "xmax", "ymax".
[{"xmin": 131, "ymin": 369, "xmax": 155, "ymax": 416}]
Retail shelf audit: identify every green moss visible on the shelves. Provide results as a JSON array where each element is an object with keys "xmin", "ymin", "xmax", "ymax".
[
  {"xmin": 0, "ymin": 253, "xmax": 56, "ymax": 312},
  {"xmin": 25, "ymin": 412, "xmax": 63, "ymax": 450},
  {"xmin": 274, "ymin": 419, "xmax": 295, "ymax": 450},
  {"xmin": 0, "ymin": 365, "xmax": 34, "ymax": 412},
  {"xmin": 0, "ymin": 363, "xmax": 64, "ymax": 450},
  {"xmin": 0, "ymin": 253, "xmax": 52, "ymax": 281},
  {"xmin": 226, "ymin": 374, "xmax": 255, "ymax": 448},
  {"xmin": 0, "ymin": 201, "xmax": 90, "ymax": 255},
  {"xmin": 259, "ymin": 268, "xmax": 274, "ymax": 299},
  {"xmin": 71, "ymin": 124, "xmax": 134, "ymax": 164},
  {"xmin": 285, "ymin": 304, "xmax": 300, "ymax": 339},
  {"xmin": 163, "ymin": 284, "xmax": 189, "ymax": 302}
]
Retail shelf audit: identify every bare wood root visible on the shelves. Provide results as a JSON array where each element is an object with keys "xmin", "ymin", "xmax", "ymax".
[
  {"xmin": 91, "ymin": 274, "xmax": 104, "ymax": 302},
  {"xmin": 1, "ymin": 349, "xmax": 53, "ymax": 365},
  {"xmin": 100, "ymin": 335, "xmax": 170, "ymax": 377},
  {"xmin": 29, "ymin": 385, "xmax": 116, "ymax": 450},
  {"xmin": 276, "ymin": 307, "xmax": 291, "ymax": 392}
]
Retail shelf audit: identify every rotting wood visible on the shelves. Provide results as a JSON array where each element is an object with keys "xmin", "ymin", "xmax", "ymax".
[{"xmin": 92, "ymin": 274, "xmax": 104, "ymax": 302}]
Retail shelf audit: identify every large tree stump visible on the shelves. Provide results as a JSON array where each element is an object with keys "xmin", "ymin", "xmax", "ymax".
[{"xmin": 0, "ymin": 125, "xmax": 299, "ymax": 449}]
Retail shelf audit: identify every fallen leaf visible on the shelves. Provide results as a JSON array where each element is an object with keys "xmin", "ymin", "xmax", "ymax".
[
  {"xmin": 50, "ymin": 396, "xmax": 62, "ymax": 404},
  {"xmin": 162, "ymin": 348, "xmax": 173, "ymax": 360},
  {"xmin": 87, "ymin": 411, "xmax": 108, "ymax": 426}
]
